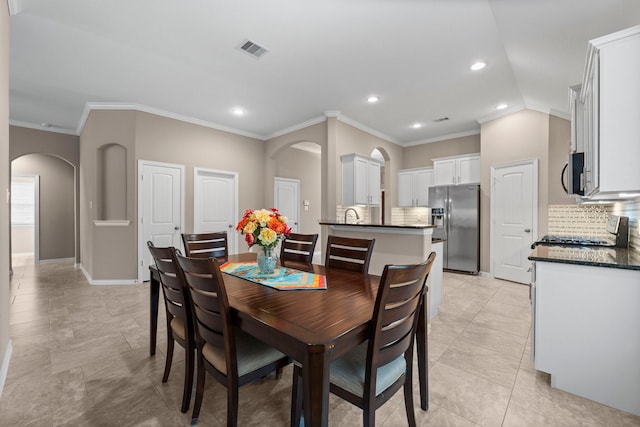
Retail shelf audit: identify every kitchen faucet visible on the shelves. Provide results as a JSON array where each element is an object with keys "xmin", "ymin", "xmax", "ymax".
[{"xmin": 344, "ymin": 207, "xmax": 360, "ymax": 224}]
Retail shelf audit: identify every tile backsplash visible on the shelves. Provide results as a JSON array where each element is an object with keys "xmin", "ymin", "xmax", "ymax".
[
  {"xmin": 548, "ymin": 204, "xmax": 614, "ymax": 239},
  {"xmin": 391, "ymin": 207, "xmax": 430, "ymax": 225},
  {"xmin": 548, "ymin": 198, "xmax": 639, "ymax": 256}
]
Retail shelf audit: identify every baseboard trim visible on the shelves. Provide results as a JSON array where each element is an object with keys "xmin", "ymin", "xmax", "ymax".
[
  {"xmin": 0, "ymin": 340, "xmax": 13, "ymax": 400},
  {"xmin": 38, "ymin": 257, "xmax": 75, "ymax": 264},
  {"xmin": 479, "ymin": 270, "xmax": 492, "ymax": 278},
  {"xmin": 79, "ymin": 264, "xmax": 139, "ymax": 286}
]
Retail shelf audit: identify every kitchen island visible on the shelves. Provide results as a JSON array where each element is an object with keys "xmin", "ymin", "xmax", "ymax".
[
  {"xmin": 319, "ymin": 221, "xmax": 435, "ymax": 276},
  {"xmin": 319, "ymin": 221, "xmax": 442, "ymax": 323},
  {"xmin": 529, "ymin": 245, "xmax": 640, "ymax": 416}
]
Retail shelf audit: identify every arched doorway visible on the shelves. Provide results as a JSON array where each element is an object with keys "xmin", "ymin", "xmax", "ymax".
[
  {"xmin": 371, "ymin": 147, "xmax": 390, "ymax": 224},
  {"xmin": 10, "ymin": 154, "xmax": 76, "ymax": 264}
]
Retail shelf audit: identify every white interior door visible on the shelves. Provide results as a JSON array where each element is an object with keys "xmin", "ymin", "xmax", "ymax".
[
  {"xmin": 138, "ymin": 161, "xmax": 184, "ymax": 281},
  {"xmin": 491, "ymin": 160, "xmax": 537, "ymax": 284},
  {"xmin": 194, "ymin": 168, "xmax": 238, "ymax": 254},
  {"xmin": 274, "ymin": 177, "xmax": 299, "ymax": 233}
]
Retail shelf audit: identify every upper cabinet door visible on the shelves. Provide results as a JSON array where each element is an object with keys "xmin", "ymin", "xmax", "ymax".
[
  {"xmin": 367, "ymin": 161, "xmax": 381, "ymax": 206},
  {"xmin": 433, "ymin": 154, "xmax": 480, "ymax": 186},
  {"xmin": 341, "ymin": 153, "xmax": 383, "ymax": 206},
  {"xmin": 458, "ymin": 156, "xmax": 480, "ymax": 184},
  {"xmin": 433, "ymin": 159, "xmax": 456, "ymax": 186},
  {"xmin": 577, "ymin": 26, "xmax": 640, "ymax": 198},
  {"xmin": 397, "ymin": 171, "xmax": 415, "ymax": 207},
  {"xmin": 415, "ymin": 168, "xmax": 433, "ymax": 205}
]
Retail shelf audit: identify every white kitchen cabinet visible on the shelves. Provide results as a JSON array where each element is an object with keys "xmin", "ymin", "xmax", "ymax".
[
  {"xmin": 341, "ymin": 153, "xmax": 383, "ymax": 206},
  {"xmin": 532, "ymin": 260, "xmax": 640, "ymax": 415},
  {"xmin": 576, "ymin": 26, "xmax": 640, "ymax": 197},
  {"xmin": 397, "ymin": 167, "xmax": 433, "ymax": 207},
  {"xmin": 432, "ymin": 154, "xmax": 480, "ymax": 186}
]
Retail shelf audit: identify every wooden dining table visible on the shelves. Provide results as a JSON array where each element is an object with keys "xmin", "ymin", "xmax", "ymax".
[{"xmin": 148, "ymin": 253, "xmax": 430, "ymax": 426}]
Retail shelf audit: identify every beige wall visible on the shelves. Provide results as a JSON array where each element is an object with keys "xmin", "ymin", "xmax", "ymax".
[
  {"xmin": 273, "ymin": 147, "xmax": 322, "ymax": 236},
  {"xmin": 480, "ymin": 109, "xmax": 550, "ymax": 273},
  {"xmin": 80, "ymin": 110, "xmax": 136, "ymax": 280},
  {"xmin": 9, "ymin": 126, "xmax": 80, "ymax": 262},
  {"xmin": 80, "ymin": 109, "xmax": 267, "ymax": 280},
  {"xmin": 548, "ymin": 116, "xmax": 576, "ymax": 205},
  {"xmin": 265, "ymin": 122, "xmax": 326, "ymax": 237},
  {"xmin": 335, "ymin": 121, "xmax": 404, "ymax": 223},
  {"xmin": 402, "ymin": 133, "xmax": 481, "ymax": 170},
  {"xmin": 12, "ymin": 154, "xmax": 75, "ymax": 260},
  {"xmin": 1, "ymin": 1, "xmax": 11, "ymax": 392}
]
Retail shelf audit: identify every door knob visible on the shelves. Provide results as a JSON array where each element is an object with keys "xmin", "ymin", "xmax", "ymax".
[
  {"xmin": 228, "ymin": 224, "xmax": 233, "ymax": 228},
  {"xmin": 524, "ymin": 228, "xmax": 531, "ymax": 233},
  {"xmin": 174, "ymin": 226, "xmax": 179, "ymax": 230}
]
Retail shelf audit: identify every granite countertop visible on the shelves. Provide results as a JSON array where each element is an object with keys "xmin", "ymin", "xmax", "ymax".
[
  {"xmin": 529, "ymin": 245, "xmax": 640, "ymax": 271},
  {"xmin": 431, "ymin": 237, "xmax": 446, "ymax": 244},
  {"xmin": 319, "ymin": 220, "xmax": 435, "ymax": 229}
]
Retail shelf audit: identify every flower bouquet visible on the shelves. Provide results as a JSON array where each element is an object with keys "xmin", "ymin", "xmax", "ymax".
[{"xmin": 236, "ymin": 208, "xmax": 291, "ymax": 273}]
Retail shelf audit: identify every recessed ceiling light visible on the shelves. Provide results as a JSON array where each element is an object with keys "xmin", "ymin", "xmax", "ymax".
[
  {"xmin": 411, "ymin": 123, "xmax": 423, "ymax": 129},
  {"xmin": 367, "ymin": 95, "xmax": 379, "ymax": 104},
  {"xmin": 41, "ymin": 122, "xmax": 51, "ymax": 127},
  {"xmin": 231, "ymin": 107, "xmax": 245, "ymax": 116},
  {"xmin": 496, "ymin": 103, "xmax": 508, "ymax": 110},
  {"xmin": 470, "ymin": 61, "xmax": 486, "ymax": 71}
]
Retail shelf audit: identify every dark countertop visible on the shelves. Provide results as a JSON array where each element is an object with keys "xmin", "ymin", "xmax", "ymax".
[
  {"xmin": 529, "ymin": 245, "xmax": 640, "ymax": 271},
  {"xmin": 319, "ymin": 220, "xmax": 435, "ymax": 229},
  {"xmin": 431, "ymin": 238, "xmax": 446, "ymax": 244}
]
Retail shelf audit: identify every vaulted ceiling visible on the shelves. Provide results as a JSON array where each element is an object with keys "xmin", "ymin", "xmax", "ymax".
[{"xmin": 8, "ymin": 0, "xmax": 640, "ymax": 145}]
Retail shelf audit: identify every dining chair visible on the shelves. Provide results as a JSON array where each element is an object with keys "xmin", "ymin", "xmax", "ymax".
[
  {"xmin": 324, "ymin": 235, "xmax": 375, "ymax": 273},
  {"xmin": 174, "ymin": 252, "xmax": 292, "ymax": 426},
  {"xmin": 182, "ymin": 231, "xmax": 228, "ymax": 260},
  {"xmin": 146, "ymin": 242, "xmax": 195, "ymax": 413},
  {"xmin": 279, "ymin": 233, "xmax": 318, "ymax": 266},
  {"xmin": 291, "ymin": 252, "xmax": 437, "ymax": 427}
]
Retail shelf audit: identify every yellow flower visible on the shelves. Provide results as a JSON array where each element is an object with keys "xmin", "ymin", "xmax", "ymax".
[
  {"xmin": 258, "ymin": 228, "xmax": 278, "ymax": 245},
  {"xmin": 254, "ymin": 209, "xmax": 272, "ymax": 225},
  {"xmin": 278, "ymin": 215, "xmax": 288, "ymax": 224},
  {"xmin": 243, "ymin": 221, "xmax": 257, "ymax": 235}
]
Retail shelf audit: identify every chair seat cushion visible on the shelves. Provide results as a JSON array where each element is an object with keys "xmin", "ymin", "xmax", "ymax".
[
  {"xmin": 170, "ymin": 317, "xmax": 186, "ymax": 341},
  {"xmin": 330, "ymin": 341, "xmax": 406, "ymax": 397},
  {"xmin": 202, "ymin": 330, "xmax": 286, "ymax": 377}
]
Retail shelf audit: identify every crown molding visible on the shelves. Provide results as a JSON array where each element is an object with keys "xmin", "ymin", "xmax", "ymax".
[
  {"xmin": 77, "ymin": 102, "xmax": 265, "ymax": 140},
  {"xmin": 549, "ymin": 108, "xmax": 570, "ymax": 121},
  {"xmin": 336, "ymin": 115, "xmax": 399, "ymax": 145},
  {"xmin": 403, "ymin": 129, "xmax": 481, "ymax": 147},
  {"xmin": 476, "ymin": 104, "xmax": 526, "ymax": 124},
  {"xmin": 9, "ymin": 120, "xmax": 78, "ymax": 136},
  {"xmin": 323, "ymin": 110, "xmax": 341, "ymax": 118},
  {"xmin": 7, "ymin": 0, "xmax": 21, "ymax": 16},
  {"xmin": 265, "ymin": 115, "xmax": 327, "ymax": 140}
]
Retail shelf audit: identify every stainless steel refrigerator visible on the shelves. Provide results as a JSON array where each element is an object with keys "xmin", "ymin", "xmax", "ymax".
[{"xmin": 428, "ymin": 185, "xmax": 480, "ymax": 273}]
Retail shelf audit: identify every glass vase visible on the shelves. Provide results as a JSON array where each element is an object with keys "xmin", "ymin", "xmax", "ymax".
[{"xmin": 257, "ymin": 247, "xmax": 277, "ymax": 274}]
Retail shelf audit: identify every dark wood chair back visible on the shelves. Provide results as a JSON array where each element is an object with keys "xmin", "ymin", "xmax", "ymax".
[
  {"xmin": 324, "ymin": 235, "xmax": 375, "ymax": 273},
  {"xmin": 279, "ymin": 233, "xmax": 318, "ymax": 265},
  {"xmin": 147, "ymin": 242, "xmax": 193, "ymax": 337},
  {"xmin": 291, "ymin": 252, "xmax": 436, "ymax": 426},
  {"xmin": 146, "ymin": 242, "xmax": 195, "ymax": 413},
  {"xmin": 174, "ymin": 252, "xmax": 291, "ymax": 424},
  {"xmin": 369, "ymin": 251, "xmax": 436, "ymax": 374},
  {"xmin": 182, "ymin": 231, "xmax": 228, "ymax": 260},
  {"xmin": 174, "ymin": 254, "xmax": 232, "ymax": 371}
]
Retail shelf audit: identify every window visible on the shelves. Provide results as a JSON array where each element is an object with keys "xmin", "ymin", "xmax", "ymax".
[{"xmin": 11, "ymin": 178, "xmax": 36, "ymax": 226}]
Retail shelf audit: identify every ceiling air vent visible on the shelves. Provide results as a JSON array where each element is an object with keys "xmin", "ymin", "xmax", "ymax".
[
  {"xmin": 433, "ymin": 117, "xmax": 449, "ymax": 123},
  {"xmin": 238, "ymin": 39, "xmax": 269, "ymax": 59}
]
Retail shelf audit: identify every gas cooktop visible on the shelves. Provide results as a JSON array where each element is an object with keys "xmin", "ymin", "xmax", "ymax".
[{"xmin": 532, "ymin": 235, "xmax": 615, "ymax": 248}]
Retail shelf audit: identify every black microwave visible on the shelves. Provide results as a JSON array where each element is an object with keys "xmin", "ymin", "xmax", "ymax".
[{"xmin": 566, "ymin": 152, "xmax": 584, "ymax": 196}]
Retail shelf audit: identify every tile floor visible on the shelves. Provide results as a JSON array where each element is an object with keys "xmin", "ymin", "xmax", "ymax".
[{"xmin": 1, "ymin": 255, "xmax": 639, "ymax": 426}]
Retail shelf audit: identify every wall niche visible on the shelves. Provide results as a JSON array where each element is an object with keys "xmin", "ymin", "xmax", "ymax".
[{"xmin": 97, "ymin": 143, "xmax": 127, "ymax": 220}]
